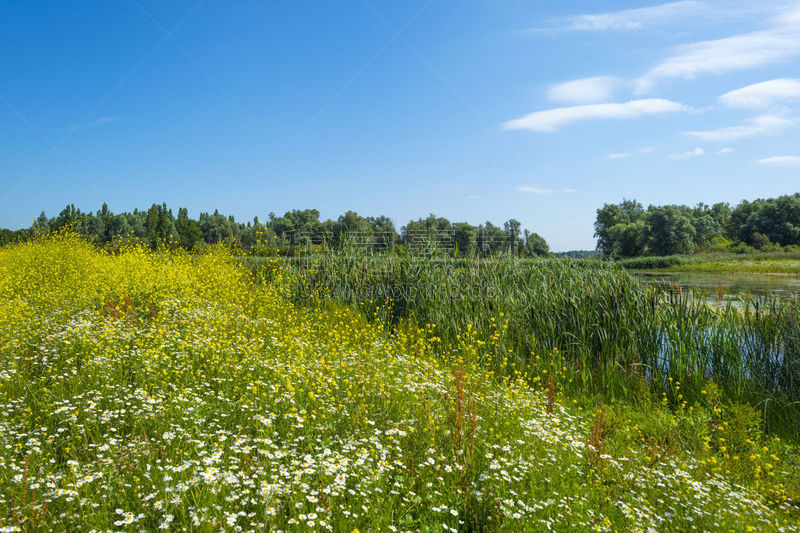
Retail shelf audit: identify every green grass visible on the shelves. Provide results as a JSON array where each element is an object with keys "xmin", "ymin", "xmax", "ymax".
[
  {"xmin": 614, "ymin": 252, "xmax": 800, "ymax": 274},
  {"xmin": 675, "ymin": 258, "xmax": 800, "ymax": 274}
]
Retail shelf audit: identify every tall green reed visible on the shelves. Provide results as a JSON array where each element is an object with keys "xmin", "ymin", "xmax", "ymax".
[{"xmin": 243, "ymin": 245, "xmax": 800, "ymax": 437}]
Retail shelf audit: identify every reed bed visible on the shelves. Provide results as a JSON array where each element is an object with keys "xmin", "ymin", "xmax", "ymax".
[{"xmin": 244, "ymin": 249, "xmax": 800, "ymax": 437}]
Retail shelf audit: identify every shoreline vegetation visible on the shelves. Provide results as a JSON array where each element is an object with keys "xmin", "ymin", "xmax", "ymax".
[
  {"xmin": 0, "ymin": 204, "xmax": 551, "ymax": 259},
  {"xmin": 253, "ymin": 249, "xmax": 800, "ymax": 437},
  {"xmin": 594, "ymin": 194, "xmax": 800, "ymax": 261},
  {"xmin": 615, "ymin": 252, "xmax": 800, "ymax": 274},
  {"xmin": 0, "ymin": 233, "xmax": 798, "ymax": 530},
  {"xmin": 4, "ymin": 195, "xmax": 800, "ymax": 279}
]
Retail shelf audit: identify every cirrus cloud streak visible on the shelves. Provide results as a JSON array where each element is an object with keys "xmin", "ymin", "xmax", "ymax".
[
  {"xmin": 684, "ymin": 115, "xmax": 793, "ymax": 141},
  {"xmin": 536, "ymin": 1, "xmax": 709, "ymax": 32},
  {"xmin": 756, "ymin": 155, "xmax": 800, "ymax": 166},
  {"xmin": 517, "ymin": 186, "xmax": 576, "ymax": 194},
  {"xmin": 548, "ymin": 77, "xmax": 623, "ymax": 104},
  {"xmin": 503, "ymin": 99, "xmax": 687, "ymax": 132},
  {"xmin": 636, "ymin": 5, "xmax": 800, "ymax": 92},
  {"xmin": 720, "ymin": 78, "xmax": 800, "ymax": 108}
]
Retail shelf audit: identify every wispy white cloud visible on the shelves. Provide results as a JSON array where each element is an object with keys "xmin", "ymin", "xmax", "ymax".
[
  {"xmin": 68, "ymin": 116, "xmax": 120, "ymax": 132},
  {"xmin": 783, "ymin": 2, "xmax": 800, "ymax": 24},
  {"xmin": 533, "ymin": 1, "xmax": 782, "ymax": 33},
  {"xmin": 684, "ymin": 115, "xmax": 793, "ymax": 140},
  {"xmin": 537, "ymin": 1, "xmax": 708, "ymax": 32},
  {"xmin": 636, "ymin": 6, "xmax": 800, "ymax": 92},
  {"xmin": 517, "ymin": 186, "xmax": 575, "ymax": 194},
  {"xmin": 466, "ymin": 194, "xmax": 481, "ymax": 199},
  {"xmin": 503, "ymin": 99, "xmax": 687, "ymax": 132},
  {"xmin": 668, "ymin": 146, "xmax": 736, "ymax": 158},
  {"xmin": 756, "ymin": 155, "xmax": 800, "ymax": 165},
  {"xmin": 719, "ymin": 78, "xmax": 800, "ymax": 108},
  {"xmin": 668, "ymin": 147, "xmax": 705, "ymax": 159},
  {"xmin": 605, "ymin": 147, "xmax": 657, "ymax": 158},
  {"xmin": 548, "ymin": 77, "xmax": 622, "ymax": 104}
]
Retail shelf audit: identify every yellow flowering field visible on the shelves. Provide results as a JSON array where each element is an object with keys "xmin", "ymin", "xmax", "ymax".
[{"xmin": 0, "ymin": 234, "xmax": 798, "ymax": 531}]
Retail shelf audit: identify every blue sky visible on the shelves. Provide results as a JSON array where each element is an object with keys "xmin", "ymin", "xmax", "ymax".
[{"xmin": 1, "ymin": 1, "xmax": 799, "ymax": 250}]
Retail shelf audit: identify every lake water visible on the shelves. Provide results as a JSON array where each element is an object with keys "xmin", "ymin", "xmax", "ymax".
[{"xmin": 632, "ymin": 270, "xmax": 800, "ymax": 304}]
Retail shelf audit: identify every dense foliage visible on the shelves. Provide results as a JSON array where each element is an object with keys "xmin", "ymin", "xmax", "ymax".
[
  {"xmin": 0, "ymin": 204, "xmax": 550, "ymax": 257},
  {"xmin": 553, "ymin": 250, "xmax": 602, "ymax": 259},
  {"xmin": 595, "ymin": 193, "xmax": 800, "ymax": 257},
  {"xmin": 1, "ymin": 234, "xmax": 798, "ymax": 531}
]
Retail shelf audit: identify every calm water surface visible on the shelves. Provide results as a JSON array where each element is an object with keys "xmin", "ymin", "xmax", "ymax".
[{"xmin": 632, "ymin": 270, "xmax": 800, "ymax": 303}]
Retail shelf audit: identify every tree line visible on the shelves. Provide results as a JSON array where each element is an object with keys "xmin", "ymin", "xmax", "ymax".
[
  {"xmin": 0, "ymin": 203, "xmax": 550, "ymax": 257},
  {"xmin": 595, "ymin": 193, "xmax": 800, "ymax": 257}
]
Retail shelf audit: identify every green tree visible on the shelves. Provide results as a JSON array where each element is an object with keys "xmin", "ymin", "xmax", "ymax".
[
  {"xmin": 646, "ymin": 205, "xmax": 696, "ymax": 256},
  {"xmin": 366, "ymin": 215, "xmax": 397, "ymax": 251},
  {"xmin": 606, "ymin": 220, "xmax": 647, "ymax": 257},
  {"xmin": 333, "ymin": 211, "xmax": 372, "ymax": 248},
  {"xmin": 729, "ymin": 200, "xmax": 760, "ymax": 242},
  {"xmin": 53, "ymin": 204, "xmax": 83, "ymax": 232},
  {"xmin": 145, "ymin": 204, "xmax": 160, "ymax": 245},
  {"xmin": 33, "ymin": 211, "xmax": 49, "ymax": 231},
  {"xmin": 710, "ymin": 202, "xmax": 731, "ymax": 232},
  {"xmin": 503, "ymin": 219, "xmax": 522, "ymax": 255},
  {"xmin": 453, "ymin": 222, "xmax": 476, "ymax": 256},
  {"xmin": 269, "ymin": 209, "xmax": 321, "ymax": 244},
  {"xmin": 401, "ymin": 214, "xmax": 453, "ymax": 251},
  {"xmin": 175, "ymin": 208, "xmax": 202, "ymax": 250},
  {"xmin": 524, "ymin": 230, "xmax": 549, "ymax": 257},
  {"xmin": 594, "ymin": 199, "xmax": 645, "ymax": 256},
  {"xmin": 750, "ymin": 232, "xmax": 772, "ymax": 250},
  {"xmin": 477, "ymin": 221, "xmax": 506, "ymax": 256},
  {"xmin": 127, "ymin": 212, "xmax": 146, "ymax": 240},
  {"xmin": 108, "ymin": 214, "xmax": 132, "ymax": 242},
  {"xmin": 0, "ymin": 228, "xmax": 14, "ymax": 246},
  {"xmin": 200, "ymin": 210, "xmax": 236, "ymax": 244},
  {"xmin": 692, "ymin": 215, "xmax": 722, "ymax": 249}
]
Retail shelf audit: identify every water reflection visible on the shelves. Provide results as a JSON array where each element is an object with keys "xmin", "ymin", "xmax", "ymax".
[{"xmin": 632, "ymin": 270, "xmax": 800, "ymax": 305}]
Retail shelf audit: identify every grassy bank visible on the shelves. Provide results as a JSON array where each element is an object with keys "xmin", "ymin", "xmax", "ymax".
[
  {"xmin": 614, "ymin": 252, "xmax": 800, "ymax": 274},
  {"xmin": 1, "ymin": 236, "xmax": 799, "ymax": 531}
]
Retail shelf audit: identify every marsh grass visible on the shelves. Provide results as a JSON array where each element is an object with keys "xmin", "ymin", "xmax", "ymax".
[
  {"xmin": 247, "ymin": 247, "xmax": 800, "ymax": 437},
  {"xmin": 615, "ymin": 251, "xmax": 800, "ymax": 273}
]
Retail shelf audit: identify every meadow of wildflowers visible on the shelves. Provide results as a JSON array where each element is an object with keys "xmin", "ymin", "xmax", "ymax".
[{"xmin": 1, "ymin": 234, "xmax": 798, "ymax": 531}]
